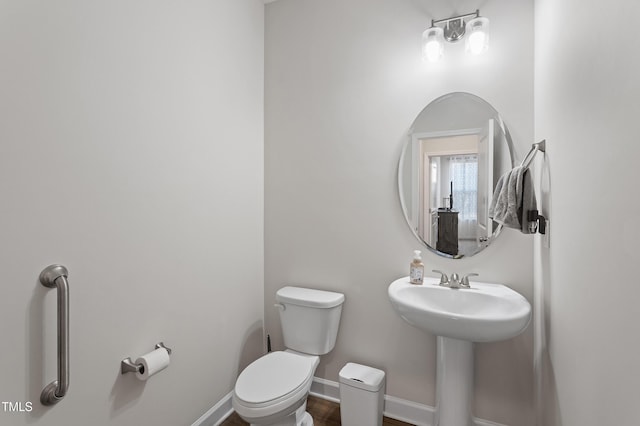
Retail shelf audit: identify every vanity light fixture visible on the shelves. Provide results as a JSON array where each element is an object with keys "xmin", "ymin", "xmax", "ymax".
[{"xmin": 422, "ymin": 9, "xmax": 489, "ymax": 63}]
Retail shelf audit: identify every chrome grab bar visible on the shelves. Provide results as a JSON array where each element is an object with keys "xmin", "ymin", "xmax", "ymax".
[{"xmin": 39, "ymin": 264, "xmax": 70, "ymax": 406}]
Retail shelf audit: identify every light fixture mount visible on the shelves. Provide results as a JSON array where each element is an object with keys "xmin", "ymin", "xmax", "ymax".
[{"xmin": 443, "ymin": 18, "xmax": 466, "ymax": 42}]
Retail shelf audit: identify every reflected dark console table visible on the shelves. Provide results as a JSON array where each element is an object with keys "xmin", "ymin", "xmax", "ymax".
[{"xmin": 436, "ymin": 209, "xmax": 459, "ymax": 256}]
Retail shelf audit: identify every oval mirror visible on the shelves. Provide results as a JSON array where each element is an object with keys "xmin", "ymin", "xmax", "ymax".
[{"xmin": 398, "ymin": 92, "xmax": 515, "ymax": 258}]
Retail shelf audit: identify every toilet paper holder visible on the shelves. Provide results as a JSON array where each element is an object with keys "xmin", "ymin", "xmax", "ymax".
[{"xmin": 121, "ymin": 342, "xmax": 172, "ymax": 375}]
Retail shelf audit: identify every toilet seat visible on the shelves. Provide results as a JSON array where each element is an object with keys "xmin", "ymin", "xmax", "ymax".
[{"xmin": 233, "ymin": 351, "xmax": 319, "ymax": 421}]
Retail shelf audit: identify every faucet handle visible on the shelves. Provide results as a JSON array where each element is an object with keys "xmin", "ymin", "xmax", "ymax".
[
  {"xmin": 432, "ymin": 270, "xmax": 449, "ymax": 286},
  {"xmin": 461, "ymin": 273, "xmax": 479, "ymax": 288}
]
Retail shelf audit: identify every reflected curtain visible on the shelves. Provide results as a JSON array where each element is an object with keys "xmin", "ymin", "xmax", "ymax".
[{"xmin": 450, "ymin": 155, "xmax": 478, "ymax": 239}]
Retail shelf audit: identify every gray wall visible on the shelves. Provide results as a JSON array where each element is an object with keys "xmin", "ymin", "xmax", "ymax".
[
  {"xmin": 265, "ymin": 0, "xmax": 535, "ymax": 424},
  {"xmin": 534, "ymin": 0, "xmax": 640, "ymax": 425},
  {"xmin": 0, "ymin": 1, "xmax": 264, "ymax": 425}
]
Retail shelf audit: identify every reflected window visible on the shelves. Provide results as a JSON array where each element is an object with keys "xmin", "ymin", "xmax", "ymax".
[{"xmin": 449, "ymin": 155, "xmax": 478, "ymax": 221}]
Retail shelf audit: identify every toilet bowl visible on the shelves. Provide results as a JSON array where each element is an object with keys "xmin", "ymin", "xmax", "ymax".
[
  {"xmin": 232, "ymin": 350, "xmax": 319, "ymax": 426},
  {"xmin": 232, "ymin": 286, "xmax": 345, "ymax": 426}
]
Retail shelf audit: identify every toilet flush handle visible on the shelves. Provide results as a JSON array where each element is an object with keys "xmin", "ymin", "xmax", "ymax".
[{"xmin": 274, "ymin": 303, "xmax": 286, "ymax": 311}]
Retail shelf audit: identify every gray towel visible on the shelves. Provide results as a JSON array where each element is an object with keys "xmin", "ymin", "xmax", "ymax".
[{"xmin": 488, "ymin": 166, "xmax": 537, "ymax": 234}]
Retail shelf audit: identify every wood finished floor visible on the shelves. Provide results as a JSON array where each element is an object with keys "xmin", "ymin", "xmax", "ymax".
[{"xmin": 220, "ymin": 395, "xmax": 414, "ymax": 426}]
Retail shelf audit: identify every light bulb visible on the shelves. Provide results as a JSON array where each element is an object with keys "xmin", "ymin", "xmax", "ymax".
[
  {"xmin": 465, "ymin": 16, "xmax": 489, "ymax": 55},
  {"xmin": 424, "ymin": 40, "xmax": 443, "ymax": 62},
  {"xmin": 422, "ymin": 27, "xmax": 444, "ymax": 63},
  {"xmin": 467, "ymin": 31, "xmax": 486, "ymax": 54}
]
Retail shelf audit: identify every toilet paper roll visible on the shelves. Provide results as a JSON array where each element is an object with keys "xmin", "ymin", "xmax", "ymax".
[{"xmin": 135, "ymin": 348, "xmax": 170, "ymax": 381}]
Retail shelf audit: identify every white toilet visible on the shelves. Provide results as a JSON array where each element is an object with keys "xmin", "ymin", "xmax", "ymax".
[{"xmin": 232, "ymin": 286, "xmax": 345, "ymax": 426}]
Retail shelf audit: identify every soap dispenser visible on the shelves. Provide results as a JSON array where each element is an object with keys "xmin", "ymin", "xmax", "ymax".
[{"xmin": 409, "ymin": 250, "xmax": 424, "ymax": 285}]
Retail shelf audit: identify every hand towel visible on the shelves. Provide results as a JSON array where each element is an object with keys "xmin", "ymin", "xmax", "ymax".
[
  {"xmin": 488, "ymin": 166, "xmax": 523, "ymax": 228},
  {"xmin": 488, "ymin": 166, "xmax": 538, "ymax": 234}
]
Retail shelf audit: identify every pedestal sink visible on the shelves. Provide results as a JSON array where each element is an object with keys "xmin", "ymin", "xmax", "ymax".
[{"xmin": 388, "ymin": 276, "xmax": 531, "ymax": 426}]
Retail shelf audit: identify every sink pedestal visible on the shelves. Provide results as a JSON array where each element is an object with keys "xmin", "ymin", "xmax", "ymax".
[{"xmin": 435, "ymin": 337, "xmax": 473, "ymax": 426}]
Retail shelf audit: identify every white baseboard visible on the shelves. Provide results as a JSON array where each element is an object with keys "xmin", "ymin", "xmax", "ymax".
[
  {"xmin": 194, "ymin": 378, "xmax": 508, "ymax": 426},
  {"xmin": 191, "ymin": 391, "xmax": 234, "ymax": 426},
  {"xmin": 383, "ymin": 394, "xmax": 433, "ymax": 426},
  {"xmin": 474, "ymin": 419, "xmax": 508, "ymax": 426},
  {"xmin": 309, "ymin": 376, "xmax": 340, "ymax": 402}
]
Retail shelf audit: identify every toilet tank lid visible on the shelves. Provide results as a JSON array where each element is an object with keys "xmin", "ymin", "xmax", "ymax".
[{"xmin": 276, "ymin": 286, "xmax": 345, "ymax": 308}]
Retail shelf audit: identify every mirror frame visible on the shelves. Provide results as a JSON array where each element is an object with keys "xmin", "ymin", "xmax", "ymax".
[{"xmin": 397, "ymin": 92, "xmax": 515, "ymax": 259}]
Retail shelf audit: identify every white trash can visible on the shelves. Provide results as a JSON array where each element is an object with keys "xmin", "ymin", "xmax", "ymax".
[{"xmin": 339, "ymin": 362, "xmax": 385, "ymax": 426}]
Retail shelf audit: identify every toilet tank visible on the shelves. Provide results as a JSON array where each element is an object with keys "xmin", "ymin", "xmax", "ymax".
[{"xmin": 276, "ymin": 286, "xmax": 345, "ymax": 355}]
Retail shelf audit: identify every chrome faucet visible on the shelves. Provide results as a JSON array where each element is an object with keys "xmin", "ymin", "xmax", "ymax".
[{"xmin": 432, "ymin": 270, "xmax": 478, "ymax": 289}]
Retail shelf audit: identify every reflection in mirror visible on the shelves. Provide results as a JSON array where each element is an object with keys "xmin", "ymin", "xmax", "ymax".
[{"xmin": 398, "ymin": 93, "xmax": 514, "ymax": 258}]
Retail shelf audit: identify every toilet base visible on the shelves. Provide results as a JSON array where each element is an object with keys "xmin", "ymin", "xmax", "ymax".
[
  {"xmin": 299, "ymin": 411, "xmax": 313, "ymax": 426},
  {"xmin": 249, "ymin": 404, "xmax": 313, "ymax": 426}
]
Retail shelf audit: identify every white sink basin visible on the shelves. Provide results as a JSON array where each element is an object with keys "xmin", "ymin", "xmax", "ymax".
[{"xmin": 388, "ymin": 276, "xmax": 531, "ymax": 342}]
